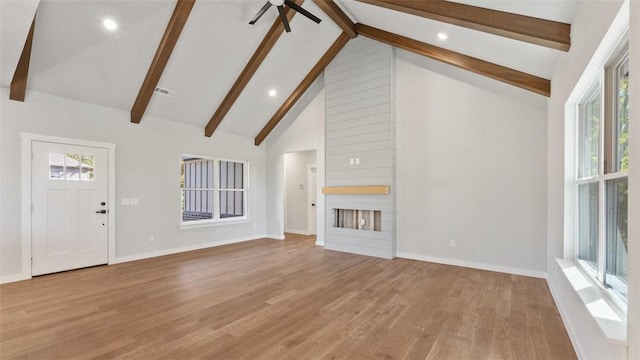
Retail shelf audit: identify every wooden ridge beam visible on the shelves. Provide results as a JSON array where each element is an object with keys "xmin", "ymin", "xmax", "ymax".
[
  {"xmin": 10, "ymin": 18, "xmax": 36, "ymax": 102},
  {"xmin": 356, "ymin": 0, "xmax": 571, "ymax": 51},
  {"xmin": 355, "ymin": 23, "xmax": 550, "ymax": 97},
  {"xmin": 131, "ymin": 0, "xmax": 195, "ymax": 124},
  {"xmin": 313, "ymin": 0, "xmax": 357, "ymax": 38},
  {"xmin": 205, "ymin": 0, "xmax": 303, "ymax": 137},
  {"xmin": 254, "ymin": 32, "xmax": 351, "ymax": 146}
]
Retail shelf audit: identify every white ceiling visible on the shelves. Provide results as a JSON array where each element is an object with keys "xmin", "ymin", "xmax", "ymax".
[{"xmin": 0, "ymin": 0, "xmax": 578, "ymax": 140}]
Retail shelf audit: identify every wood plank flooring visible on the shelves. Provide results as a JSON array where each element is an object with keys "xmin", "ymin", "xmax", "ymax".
[{"xmin": 0, "ymin": 234, "xmax": 577, "ymax": 359}]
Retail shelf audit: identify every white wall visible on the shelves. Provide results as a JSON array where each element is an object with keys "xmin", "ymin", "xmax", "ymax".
[
  {"xmin": 0, "ymin": 88, "xmax": 267, "ymax": 280},
  {"xmin": 546, "ymin": 0, "xmax": 634, "ymax": 358},
  {"xmin": 284, "ymin": 150, "xmax": 316, "ymax": 234},
  {"xmin": 397, "ymin": 59, "xmax": 546, "ymax": 276},
  {"xmin": 265, "ymin": 85, "xmax": 325, "ymax": 243},
  {"xmin": 395, "ymin": 57, "xmax": 548, "ymax": 277}
]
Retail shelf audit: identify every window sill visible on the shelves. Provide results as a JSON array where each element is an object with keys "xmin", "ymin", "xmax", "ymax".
[
  {"xmin": 180, "ymin": 218, "xmax": 250, "ymax": 230},
  {"xmin": 555, "ymin": 258, "xmax": 628, "ymax": 345}
]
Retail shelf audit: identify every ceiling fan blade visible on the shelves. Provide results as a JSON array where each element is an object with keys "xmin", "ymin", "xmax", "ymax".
[
  {"xmin": 277, "ymin": 5, "xmax": 291, "ymax": 32},
  {"xmin": 284, "ymin": 0, "xmax": 321, "ymax": 24},
  {"xmin": 249, "ymin": 1, "xmax": 272, "ymax": 25}
]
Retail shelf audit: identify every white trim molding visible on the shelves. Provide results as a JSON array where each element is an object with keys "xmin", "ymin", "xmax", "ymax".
[
  {"xmin": 0, "ymin": 273, "xmax": 31, "ymax": 284},
  {"xmin": 284, "ymin": 229, "xmax": 310, "ymax": 236},
  {"xmin": 266, "ymin": 233, "xmax": 286, "ymax": 240},
  {"xmin": 397, "ymin": 251, "xmax": 547, "ymax": 279},
  {"xmin": 112, "ymin": 235, "xmax": 271, "ymax": 264}
]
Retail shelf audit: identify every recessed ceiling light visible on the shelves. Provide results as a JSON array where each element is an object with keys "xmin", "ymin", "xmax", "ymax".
[
  {"xmin": 103, "ymin": 18, "xmax": 118, "ymax": 31},
  {"xmin": 268, "ymin": 89, "xmax": 277, "ymax": 97},
  {"xmin": 437, "ymin": 32, "xmax": 448, "ymax": 41}
]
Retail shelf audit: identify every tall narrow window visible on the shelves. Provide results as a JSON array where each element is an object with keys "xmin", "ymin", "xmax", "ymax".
[
  {"xmin": 604, "ymin": 55, "xmax": 629, "ymax": 299},
  {"xmin": 576, "ymin": 84, "xmax": 601, "ymax": 270},
  {"xmin": 575, "ymin": 46, "xmax": 629, "ymax": 304},
  {"xmin": 181, "ymin": 157, "xmax": 214, "ymax": 222},
  {"xmin": 219, "ymin": 160, "xmax": 244, "ymax": 218},
  {"xmin": 180, "ymin": 155, "xmax": 248, "ymax": 225}
]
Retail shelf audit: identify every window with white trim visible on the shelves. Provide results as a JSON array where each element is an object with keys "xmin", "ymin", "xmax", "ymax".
[
  {"xmin": 180, "ymin": 155, "xmax": 248, "ymax": 225},
  {"xmin": 575, "ymin": 43, "xmax": 629, "ymax": 304}
]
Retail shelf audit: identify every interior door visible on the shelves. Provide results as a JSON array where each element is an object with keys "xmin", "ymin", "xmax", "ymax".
[
  {"xmin": 308, "ymin": 166, "xmax": 317, "ymax": 235},
  {"xmin": 31, "ymin": 141, "xmax": 109, "ymax": 276}
]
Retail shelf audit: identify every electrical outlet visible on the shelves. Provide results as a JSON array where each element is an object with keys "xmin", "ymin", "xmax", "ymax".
[
  {"xmin": 121, "ymin": 198, "xmax": 130, "ymax": 206},
  {"xmin": 450, "ymin": 240, "xmax": 456, "ymax": 248},
  {"xmin": 149, "ymin": 235, "xmax": 155, "ymax": 242},
  {"xmin": 130, "ymin": 198, "xmax": 139, "ymax": 205}
]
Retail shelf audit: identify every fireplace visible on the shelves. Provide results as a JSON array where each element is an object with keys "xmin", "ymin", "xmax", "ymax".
[{"xmin": 333, "ymin": 209, "xmax": 381, "ymax": 231}]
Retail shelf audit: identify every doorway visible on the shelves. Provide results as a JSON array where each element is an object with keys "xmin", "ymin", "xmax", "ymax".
[
  {"xmin": 283, "ymin": 150, "xmax": 316, "ymax": 235},
  {"xmin": 22, "ymin": 134, "xmax": 115, "ymax": 277}
]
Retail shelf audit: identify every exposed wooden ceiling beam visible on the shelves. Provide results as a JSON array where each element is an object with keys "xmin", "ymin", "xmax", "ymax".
[
  {"xmin": 204, "ymin": 0, "xmax": 303, "ymax": 137},
  {"xmin": 10, "ymin": 18, "xmax": 36, "ymax": 102},
  {"xmin": 355, "ymin": 0, "xmax": 571, "ymax": 51},
  {"xmin": 313, "ymin": 0, "xmax": 357, "ymax": 38},
  {"xmin": 355, "ymin": 24, "xmax": 550, "ymax": 96},
  {"xmin": 130, "ymin": 0, "xmax": 195, "ymax": 124},
  {"xmin": 255, "ymin": 32, "xmax": 351, "ymax": 146}
]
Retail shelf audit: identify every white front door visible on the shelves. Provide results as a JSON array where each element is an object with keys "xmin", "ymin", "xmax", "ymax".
[
  {"xmin": 308, "ymin": 166, "xmax": 317, "ymax": 235},
  {"xmin": 31, "ymin": 141, "xmax": 109, "ymax": 276}
]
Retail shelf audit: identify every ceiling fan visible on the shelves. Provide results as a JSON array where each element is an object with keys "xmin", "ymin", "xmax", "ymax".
[{"xmin": 249, "ymin": 0, "xmax": 322, "ymax": 33}]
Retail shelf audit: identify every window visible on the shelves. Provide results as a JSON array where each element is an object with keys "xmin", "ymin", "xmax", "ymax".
[
  {"xmin": 575, "ymin": 45, "xmax": 629, "ymax": 304},
  {"xmin": 180, "ymin": 154, "xmax": 248, "ymax": 225},
  {"xmin": 49, "ymin": 153, "xmax": 94, "ymax": 180}
]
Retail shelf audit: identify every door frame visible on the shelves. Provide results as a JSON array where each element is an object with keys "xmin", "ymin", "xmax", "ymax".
[
  {"xmin": 20, "ymin": 133, "xmax": 116, "ymax": 279},
  {"xmin": 307, "ymin": 164, "xmax": 317, "ymax": 235}
]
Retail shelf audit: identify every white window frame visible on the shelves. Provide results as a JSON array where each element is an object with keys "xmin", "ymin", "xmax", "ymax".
[
  {"xmin": 574, "ymin": 41, "xmax": 629, "ymax": 312},
  {"xmin": 179, "ymin": 153, "xmax": 249, "ymax": 229}
]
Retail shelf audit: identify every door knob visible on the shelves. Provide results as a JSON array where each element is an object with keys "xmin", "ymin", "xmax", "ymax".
[
  {"xmin": 311, "ymin": 203, "xmax": 316, "ymax": 206},
  {"xmin": 95, "ymin": 210, "xmax": 108, "ymax": 214}
]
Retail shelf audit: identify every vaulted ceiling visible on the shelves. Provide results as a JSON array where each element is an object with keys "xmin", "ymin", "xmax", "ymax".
[{"xmin": 1, "ymin": 0, "xmax": 577, "ymax": 145}]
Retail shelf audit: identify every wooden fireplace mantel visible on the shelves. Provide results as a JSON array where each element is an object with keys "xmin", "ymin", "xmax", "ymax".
[{"xmin": 322, "ymin": 186, "xmax": 391, "ymax": 195}]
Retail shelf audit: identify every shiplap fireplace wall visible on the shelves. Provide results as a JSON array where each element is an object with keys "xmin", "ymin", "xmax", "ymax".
[{"xmin": 324, "ymin": 37, "xmax": 396, "ymax": 259}]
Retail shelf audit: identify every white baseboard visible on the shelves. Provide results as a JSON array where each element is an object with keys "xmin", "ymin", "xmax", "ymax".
[
  {"xmin": 0, "ymin": 272, "xmax": 30, "ymax": 284},
  {"xmin": 111, "ymin": 234, "xmax": 268, "ymax": 264},
  {"xmin": 396, "ymin": 251, "xmax": 547, "ymax": 279},
  {"xmin": 265, "ymin": 234, "xmax": 285, "ymax": 240},
  {"xmin": 284, "ymin": 229, "xmax": 310, "ymax": 236},
  {"xmin": 315, "ymin": 240, "xmax": 325, "ymax": 246}
]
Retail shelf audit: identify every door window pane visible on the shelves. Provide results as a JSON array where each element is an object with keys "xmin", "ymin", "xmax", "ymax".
[
  {"xmin": 578, "ymin": 87, "xmax": 600, "ymax": 178},
  {"xmin": 49, "ymin": 153, "xmax": 65, "ymax": 179},
  {"xmin": 605, "ymin": 177, "xmax": 628, "ymax": 300},
  {"xmin": 577, "ymin": 182, "xmax": 599, "ymax": 269},
  {"xmin": 49, "ymin": 153, "xmax": 94, "ymax": 181},
  {"xmin": 80, "ymin": 156, "xmax": 95, "ymax": 180},
  {"xmin": 65, "ymin": 154, "xmax": 81, "ymax": 180}
]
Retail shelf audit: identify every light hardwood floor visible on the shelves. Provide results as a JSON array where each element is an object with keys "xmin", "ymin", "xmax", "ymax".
[{"xmin": 0, "ymin": 234, "xmax": 576, "ymax": 359}]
